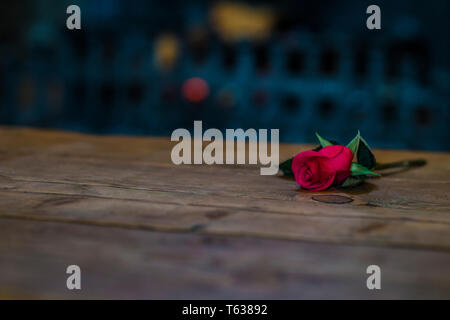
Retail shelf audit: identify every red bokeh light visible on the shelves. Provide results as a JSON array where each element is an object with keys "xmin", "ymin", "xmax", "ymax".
[{"xmin": 182, "ymin": 77, "xmax": 209, "ymax": 102}]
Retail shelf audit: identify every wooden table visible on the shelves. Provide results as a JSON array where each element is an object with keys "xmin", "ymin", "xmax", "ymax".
[{"xmin": 0, "ymin": 126, "xmax": 449, "ymax": 299}]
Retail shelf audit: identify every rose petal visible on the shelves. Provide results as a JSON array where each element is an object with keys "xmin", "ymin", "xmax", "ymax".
[{"xmin": 318, "ymin": 145, "xmax": 353, "ymax": 172}]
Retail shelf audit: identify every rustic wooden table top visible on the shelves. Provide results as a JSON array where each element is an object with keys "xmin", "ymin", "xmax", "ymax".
[{"xmin": 0, "ymin": 126, "xmax": 449, "ymax": 299}]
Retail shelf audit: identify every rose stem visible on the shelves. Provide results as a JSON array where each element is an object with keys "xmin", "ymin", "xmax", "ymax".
[{"xmin": 374, "ymin": 159, "xmax": 427, "ymax": 170}]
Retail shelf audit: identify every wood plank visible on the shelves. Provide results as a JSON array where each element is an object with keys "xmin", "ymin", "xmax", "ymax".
[
  {"xmin": 1, "ymin": 126, "xmax": 450, "ymax": 298},
  {"xmin": 1, "ymin": 218, "xmax": 450, "ymax": 299},
  {"xmin": 1, "ymin": 188, "xmax": 450, "ymax": 251},
  {"xmin": 1, "ymin": 161, "xmax": 449, "ymax": 217},
  {"xmin": 0, "ymin": 126, "xmax": 448, "ymax": 181},
  {"xmin": 0, "ymin": 126, "xmax": 449, "ymax": 250}
]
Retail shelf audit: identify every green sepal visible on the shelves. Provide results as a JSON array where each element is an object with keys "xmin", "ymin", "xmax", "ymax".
[
  {"xmin": 350, "ymin": 162, "xmax": 381, "ymax": 176},
  {"xmin": 340, "ymin": 176, "xmax": 365, "ymax": 188},
  {"xmin": 279, "ymin": 157, "xmax": 294, "ymax": 176},
  {"xmin": 315, "ymin": 132, "xmax": 333, "ymax": 147},
  {"xmin": 357, "ymin": 136, "xmax": 377, "ymax": 169},
  {"xmin": 346, "ymin": 130, "xmax": 361, "ymax": 155},
  {"xmin": 313, "ymin": 140, "xmax": 339, "ymax": 151}
]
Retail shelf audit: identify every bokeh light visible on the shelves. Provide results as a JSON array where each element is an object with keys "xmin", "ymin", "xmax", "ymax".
[{"xmin": 182, "ymin": 77, "xmax": 210, "ymax": 103}]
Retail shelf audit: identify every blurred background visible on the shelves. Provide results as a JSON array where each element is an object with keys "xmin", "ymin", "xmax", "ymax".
[{"xmin": 0, "ymin": 0, "xmax": 449, "ymax": 150}]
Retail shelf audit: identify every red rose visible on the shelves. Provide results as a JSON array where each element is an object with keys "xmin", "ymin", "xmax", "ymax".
[{"xmin": 291, "ymin": 145, "xmax": 353, "ymax": 191}]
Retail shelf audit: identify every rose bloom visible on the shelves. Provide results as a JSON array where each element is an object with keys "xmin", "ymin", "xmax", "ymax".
[{"xmin": 291, "ymin": 145, "xmax": 353, "ymax": 191}]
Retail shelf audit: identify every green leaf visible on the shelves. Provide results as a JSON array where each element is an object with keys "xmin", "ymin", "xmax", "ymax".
[
  {"xmin": 351, "ymin": 162, "xmax": 381, "ymax": 176},
  {"xmin": 313, "ymin": 139, "xmax": 340, "ymax": 151},
  {"xmin": 315, "ymin": 132, "xmax": 333, "ymax": 147},
  {"xmin": 357, "ymin": 136, "xmax": 376, "ymax": 169},
  {"xmin": 279, "ymin": 157, "xmax": 294, "ymax": 176},
  {"xmin": 346, "ymin": 130, "xmax": 360, "ymax": 154},
  {"xmin": 340, "ymin": 176, "xmax": 365, "ymax": 188}
]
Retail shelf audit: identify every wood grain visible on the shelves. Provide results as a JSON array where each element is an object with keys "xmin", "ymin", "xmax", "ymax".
[
  {"xmin": 0, "ymin": 126, "xmax": 449, "ymax": 299},
  {"xmin": 1, "ymin": 218, "xmax": 450, "ymax": 299}
]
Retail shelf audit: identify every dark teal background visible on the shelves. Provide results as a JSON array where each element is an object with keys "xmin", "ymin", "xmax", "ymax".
[{"xmin": 0, "ymin": 0, "xmax": 449, "ymax": 150}]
